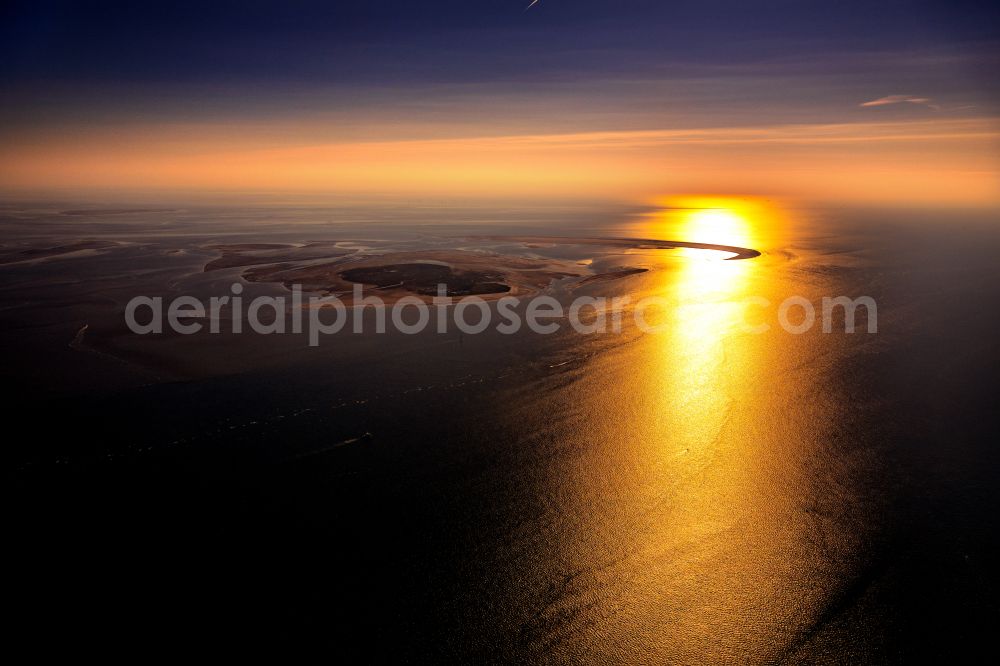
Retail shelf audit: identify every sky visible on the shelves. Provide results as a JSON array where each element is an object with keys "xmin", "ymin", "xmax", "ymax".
[{"xmin": 1, "ymin": 0, "xmax": 999, "ymax": 205}]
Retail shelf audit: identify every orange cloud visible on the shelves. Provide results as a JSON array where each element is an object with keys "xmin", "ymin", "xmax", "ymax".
[{"xmin": 860, "ymin": 95, "xmax": 938, "ymax": 110}]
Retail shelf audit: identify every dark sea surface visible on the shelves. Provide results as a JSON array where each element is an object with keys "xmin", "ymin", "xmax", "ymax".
[{"xmin": 3, "ymin": 200, "xmax": 1000, "ymax": 662}]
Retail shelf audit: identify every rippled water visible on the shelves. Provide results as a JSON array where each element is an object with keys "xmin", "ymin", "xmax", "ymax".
[{"xmin": 4, "ymin": 200, "xmax": 999, "ymax": 661}]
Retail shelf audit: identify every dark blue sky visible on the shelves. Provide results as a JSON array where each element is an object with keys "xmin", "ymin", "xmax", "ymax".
[{"xmin": 2, "ymin": 0, "xmax": 998, "ymax": 87}]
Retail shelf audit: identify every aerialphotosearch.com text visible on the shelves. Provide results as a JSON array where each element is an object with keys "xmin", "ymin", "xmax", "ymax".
[{"xmin": 125, "ymin": 283, "xmax": 878, "ymax": 346}]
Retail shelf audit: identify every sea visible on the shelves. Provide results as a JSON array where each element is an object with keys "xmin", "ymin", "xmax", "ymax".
[{"xmin": 3, "ymin": 198, "xmax": 999, "ymax": 662}]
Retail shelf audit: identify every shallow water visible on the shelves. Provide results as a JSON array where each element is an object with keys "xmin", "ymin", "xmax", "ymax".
[{"xmin": 4, "ymin": 201, "xmax": 1000, "ymax": 661}]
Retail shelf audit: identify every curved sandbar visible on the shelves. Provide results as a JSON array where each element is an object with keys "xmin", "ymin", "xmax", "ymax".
[{"xmin": 476, "ymin": 236, "xmax": 761, "ymax": 260}]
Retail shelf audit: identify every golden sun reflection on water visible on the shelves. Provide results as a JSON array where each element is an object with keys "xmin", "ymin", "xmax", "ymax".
[
  {"xmin": 645, "ymin": 200, "xmax": 818, "ymax": 656},
  {"xmin": 629, "ymin": 196, "xmax": 774, "ymax": 368},
  {"xmin": 532, "ymin": 197, "xmax": 863, "ymax": 661},
  {"xmin": 634, "ymin": 197, "xmax": 770, "ymax": 492}
]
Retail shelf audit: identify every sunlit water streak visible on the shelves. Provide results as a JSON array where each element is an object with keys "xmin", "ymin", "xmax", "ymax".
[{"xmin": 490, "ymin": 199, "xmax": 886, "ymax": 662}]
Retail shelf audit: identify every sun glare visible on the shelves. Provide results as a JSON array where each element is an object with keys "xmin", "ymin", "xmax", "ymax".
[{"xmin": 633, "ymin": 195, "xmax": 785, "ymax": 259}]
